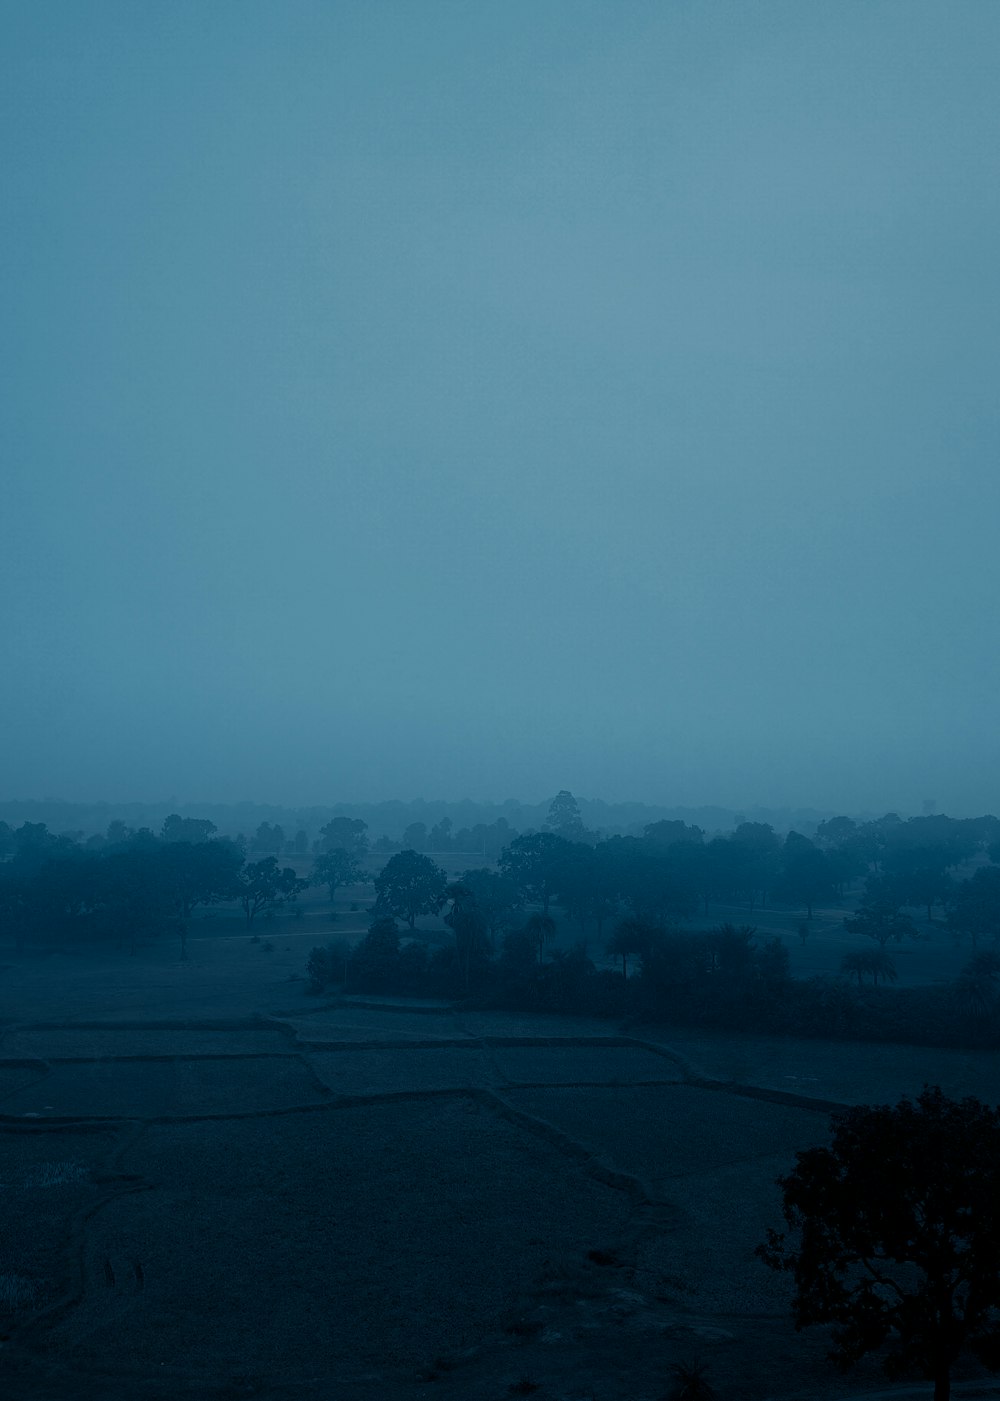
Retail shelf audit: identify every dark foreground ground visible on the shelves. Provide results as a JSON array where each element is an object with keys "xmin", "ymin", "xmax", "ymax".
[{"xmin": 0, "ymin": 939, "xmax": 998, "ymax": 1401}]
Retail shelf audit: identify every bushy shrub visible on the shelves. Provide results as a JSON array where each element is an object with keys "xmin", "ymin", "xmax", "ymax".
[{"xmin": 306, "ymin": 939, "xmax": 351, "ymax": 991}]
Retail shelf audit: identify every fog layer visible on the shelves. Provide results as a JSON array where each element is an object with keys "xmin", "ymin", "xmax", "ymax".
[{"xmin": 3, "ymin": 2, "xmax": 998, "ymax": 812}]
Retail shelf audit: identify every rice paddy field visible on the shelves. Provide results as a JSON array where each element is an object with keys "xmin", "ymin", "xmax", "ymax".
[{"xmin": 0, "ymin": 935, "xmax": 997, "ymax": 1401}]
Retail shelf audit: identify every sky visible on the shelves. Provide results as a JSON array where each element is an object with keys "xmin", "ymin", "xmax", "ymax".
[{"xmin": 2, "ymin": 1, "xmax": 999, "ymax": 814}]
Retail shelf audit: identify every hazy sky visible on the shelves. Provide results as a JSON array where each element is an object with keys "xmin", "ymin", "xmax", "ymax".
[{"xmin": 3, "ymin": 1, "xmax": 999, "ymax": 813}]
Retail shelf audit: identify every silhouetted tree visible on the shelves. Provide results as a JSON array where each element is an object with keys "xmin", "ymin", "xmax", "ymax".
[
  {"xmin": 775, "ymin": 835, "xmax": 833, "ymax": 919},
  {"xmin": 840, "ymin": 947, "xmax": 897, "ymax": 987},
  {"xmin": 607, "ymin": 916, "xmax": 654, "ymax": 979},
  {"xmin": 556, "ymin": 841, "xmax": 619, "ymax": 935},
  {"xmin": 729, "ymin": 822, "xmax": 781, "ymax": 911},
  {"xmin": 498, "ymin": 832, "xmax": 573, "ymax": 914},
  {"xmin": 161, "ymin": 814, "xmax": 217, "ymax": 844},
  {"xmin": 458, "ymin": 868, "xmax": 522, "ymax": 947},
  {"xmin": 758, "ymin": 1087, "xmax": 1000, "ymax": 1401},
  {"xmin": 312, "ymin": 848, "xmax": 364, "ymax": 902},
  {"xmin": 546, "ymin": 790, "xmax": 587, "ymax": 841},
  {"xmin": 845, "ymin": 881, "xmax": 919, "ymax": 948},
  {"xmin": 643, "ymin": 819, "xmax": 704, "ymax": 848},
  {"xmin": 401, "ymin": 821, "xmax": 427, "ymax": 853},
  {"xmin": 665, "ymin": 1358, "xmax": 717, "ymax": 1401},
  {"xmin": 600, "ymin": 836, "xmax": 698, "ymax": 925},
  {"xmin": 443, "ymin": 881, "xmax": 489, "ymax": 990},
  {"xmin": 373, "ymin": 850, "xmax": 446, "ymax": 929},
  {"xmin": 318, "ymin": 816, "xmax": 369, "ymax": 856},
  {"xmin": 237, "ymin": 858, "xmax": 307, "ymax": 926},
  {"xmin": 159, "ymin": 839, "xmax": 243, "ymax": 956},
  {"xmin": 524, "ymin": 911, "xmax": 557, "ymax": 965}
]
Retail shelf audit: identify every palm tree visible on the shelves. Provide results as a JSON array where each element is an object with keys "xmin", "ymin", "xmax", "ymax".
[
  {"xmin": 840, "ymin": 947, "xmax": 897, "ymax": 987},
  {"xmin": 954, "ymin": 950, "xmax": 1000, "ymax": 1021},
  {"xmin": 524, "ymin": 912, "xmax": 556, "ymax": 965},
  {"xmin": 665, "ymin": 1358, "xmax": 717, "ymax": 1401},
  {"xmin": 444, "ymin": 882, "xmax": 487, "ymax": 991},
  {"xmin": 607, "ymin": 917, "xmax": 655, "ymax": 979}
]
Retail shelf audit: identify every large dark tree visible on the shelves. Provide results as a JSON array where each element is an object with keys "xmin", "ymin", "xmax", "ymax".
[
  {"xmin": 845, "ymin": 878, "xmax": 920, "ymax": 948},
  {"xmin": 373, "ymin": 850, "xmax": 446, "ymax": 929},
  {"xmin": 600, "ymin": 836, "xmax": 698, "ymax": 925},
  {"xmin": 775, "ymin": 834, "xmax": 834, "ymax": 919},
  {"xmin": 555, "ymin": 841, "xmax": 619, "ymax": 935},
  {"xmin": 443, "ymin": 881, "xmax": 489, "ymax": 990},
  {"xmin": 458, "ymin": 868, "xmax": 523, "ymax": 947},
  {"xmin": 498, "ymin": 832, "xmax": 573, "ymax": 913},
  {"xmin": 758, "ymin": 1087, "xmax": 1000, "ymax": 1401},
  {"xmin": 160, "ymin": 839, "xmax": 244, "ymax": 955},
  {"xmin": 729, "ymin": 822, "xmax": 781, "ymax": 911},
  {"xmin": 160, "ymin": 841, "xmax": 243, "ymax": 920},
  {"xmin": 237, "ymin": 858, "xmax": 307, "ymax": 927}
]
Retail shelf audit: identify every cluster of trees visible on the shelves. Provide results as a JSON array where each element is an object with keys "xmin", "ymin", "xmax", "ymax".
[
  {"xmin": 308, "ymin": 890, "xmax": 1000, "ymax": 1049},
  {"xmin": 301, "ymin": 799, "xmax": 1000, "ymax": 1049},
  {"xmin": 0, "ymin": 817, "xmax": 308, "ymax": 956},
  {"xmin": 349, "ymin": 802, "xmax": 1000, "ymax": 944},
  {"xmin": 368, "ymin": 816, "xmax": 519, "ymax": 858}
]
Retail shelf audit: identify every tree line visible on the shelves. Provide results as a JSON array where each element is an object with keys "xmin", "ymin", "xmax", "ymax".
[
  {"xmin": 300, "ymin": 795, "xmax": 1000, "ymax": 1049},
  {"xmin": 0, "ymin": 817, "xmax": 308, "ymax": 957},
  {"xmin": 4, "ymin": 795, "xmax": 1000, "ymax": 1045}
]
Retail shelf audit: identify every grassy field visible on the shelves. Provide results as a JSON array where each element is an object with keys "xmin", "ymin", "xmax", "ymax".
[{"xmin": 0, "ymin": 932, "xmax": 997, "ymax": 1401}]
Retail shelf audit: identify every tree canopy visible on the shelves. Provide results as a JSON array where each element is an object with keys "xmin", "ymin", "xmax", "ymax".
[
  {"xmin": 373, "ymin": 850, "xmax": 447, "ymax": 929},
  {"xmin": 758, "ymin": 1087, "xmax": 1000, "ymax": 1401}
]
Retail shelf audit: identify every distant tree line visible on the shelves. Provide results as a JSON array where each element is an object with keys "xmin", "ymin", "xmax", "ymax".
[
  {"xmin": 0, "ymin": 816, "xmax": 308, "ymax": 957},
  {"xmin": 5, "ymin": 794, "xmax": 1000, "ymax": 1047},
  {"xmin": 302, "ymin": 795, "xmax": 1000, "ymax": 1050},
  {"xmin": 0, "ymin": 794, "xmax": 769, "ymax": 851}
]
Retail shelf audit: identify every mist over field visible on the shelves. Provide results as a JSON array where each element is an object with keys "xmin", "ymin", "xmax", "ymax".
[{"xmin": 3, "ymin": 1, "xmax": 1000, "ymax": 816}]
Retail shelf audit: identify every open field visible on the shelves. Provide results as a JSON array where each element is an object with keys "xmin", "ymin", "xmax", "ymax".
[{"xmin": 0, "ymin": 938, "xmax": 997, "ymax": 1400}]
